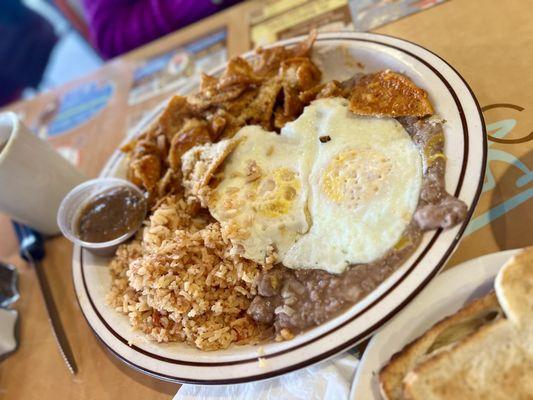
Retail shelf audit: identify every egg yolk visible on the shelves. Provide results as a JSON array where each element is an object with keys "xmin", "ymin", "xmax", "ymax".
[
  {"xmin": 321, "ymin": 149, "xmax": 393, "ymax": 208},
  {"xmin": 257, "ymin": 167, "xmax": 300, "ymax": 218}
]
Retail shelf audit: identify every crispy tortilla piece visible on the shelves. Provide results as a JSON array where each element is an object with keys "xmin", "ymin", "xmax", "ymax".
[
  {"xmin": 199, "ymin": 73, "xmax": 218, "ymax": 92},
  {"xmin": 269, "ymin": 56, "xmax": 331, "ymax": 129},
  {"xmin": 279, "ymin": 57, "xmax": 321, "ymax": 91},
  {"xmin": 129, "ymin": 154, "xmax": 161, "ymax": 193},
  {"xmin": 189, "ymin": 83, "xmax": 249, "ymax": 112},
  {"xmin": 156, "ymin": 169, "xmax": 181, "ymax": 199},
  {"xmin": 207, "ymin": 111, "xmax": 228, "ymax": 140},
  {"xmin": 168, "ymin": 119, "xmax": 212, "ymax": 171},
  {"xmin": 349, "ymin": 70, "xmax": 434, "ymax": 117},
  {"xmin": 125, "ymin": 135, "xmax": 167, "ymax": 161},
  {"xmin": 282, "ymin": 84, "xmax": 304, "ymax": 122},
  {"xmin": 218, "ymin": 57, "xmax": 262, "ymax": 89},
  {"xmin": 121, "ymin": 94, "xmax": 192, "ymax": 163},
  {"xmin": 253, "ymin": 30, "xmax": 317, "ymax": 76},
  {"xmin": 254, "ymin": 46, "xmax": 289, "ymax": 76},
  {"xmin": 299, "ymin": 80, "xmax": 345, "ymax": 104},
  {"xmin": 123, "ymin": 32, "xmax": 322, "ymax": 201},
  {"xmin": 122, "ymin": 96, "xmax": 193, "ymax": 197},
  {"xmin": 190, "ymin": 58, "xmax": 263, "ymax": 112},
  {"xmin": 149, "ymin": 95, "xmax": 194, "ymax": 141},
  {"xmin": 277, "ymin": 57, "xmax": 322, "ymax": 124},
  {"xmin": 219, "ymin": 88, "xmax": 259, "ymax": 120},
  {"xmin": 208, "ymin": 109, "xmax": 242, "ymax": 139},
  {"xmin": 238, "ymin": 78, "xmax": 283, "ymax": 130},
  {"xmin": 288, "ymin": 29, "xmax": 317, "ymax": 58},
  {"xmin": 181, "ymin": 137, "xmax": 241, "ymax": 206},
  {"xmin": 273, "ymin": 105, "xmax": 292, "ymax": 130}
]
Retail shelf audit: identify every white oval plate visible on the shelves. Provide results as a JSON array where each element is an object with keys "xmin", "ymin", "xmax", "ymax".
[
  {"xmin": 350, "ymin": 249, "xmax": 521, "ymax": 399},
  {"xmin": 72, "ymin": 32, "xmax": 487, "ymax": 384}
]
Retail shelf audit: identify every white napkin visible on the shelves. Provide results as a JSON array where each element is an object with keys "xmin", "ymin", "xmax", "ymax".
[{"xmin": 174, "ymin": 353, "xmax": 358, "ymax": 400}]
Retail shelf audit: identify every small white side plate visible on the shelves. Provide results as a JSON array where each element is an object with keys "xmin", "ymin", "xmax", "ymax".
[{"xmin": 350, "ymin": 248, "xmax": 521, "ymax": 399}]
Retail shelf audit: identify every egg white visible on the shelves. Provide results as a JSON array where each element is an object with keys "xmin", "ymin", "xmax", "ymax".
[
  {"xmin": 282, "ymin": 98, "xmax": 422, "ymax": 273},
  {"xmin": 210, "ymin": 125, "xmax": 311, "ymax": 263}
]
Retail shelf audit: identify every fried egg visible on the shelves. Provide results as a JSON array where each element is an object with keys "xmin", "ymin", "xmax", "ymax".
[
  {"xmin": 209, "ymin": 125, "xmax": 311, "ymax": 263},
  {"xmin": 209, "ymin": 98, "xmax": 422, "ymax": 273},
  {"xmin": 282, "ymin": 98, "xmax": 422, "ymax": 273}
]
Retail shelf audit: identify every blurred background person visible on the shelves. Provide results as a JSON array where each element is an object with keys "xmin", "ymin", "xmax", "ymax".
[
  {"xmin": 82, "ymin": 0, "xmax": 242, "ymax": 59},
  {"xmin": 0, "ymin": 0, "xmax": 57, "ymax": 106},
  {"xmin": 0, "ymin": 0, "xmax": 242, "ymax": 107}
]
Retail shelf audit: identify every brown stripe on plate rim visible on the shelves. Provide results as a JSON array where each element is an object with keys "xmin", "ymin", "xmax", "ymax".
[
  {"xmin": 74, "ymin": 34, "xmax": 486, "ymax": 383},
  {"xmin": 78, "ymin": 34, "xmax": 470, "ymax": 367}
]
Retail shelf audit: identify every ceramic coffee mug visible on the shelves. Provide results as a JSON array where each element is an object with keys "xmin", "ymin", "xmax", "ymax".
[{"xmin": 0, "ymin": 112, "xmax": 86, "ymax": 235}]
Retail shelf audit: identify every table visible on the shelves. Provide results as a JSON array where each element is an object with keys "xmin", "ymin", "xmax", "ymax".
[{"xmin": 0, "ymin": 0, "xmax": 531, "ymax": 398}]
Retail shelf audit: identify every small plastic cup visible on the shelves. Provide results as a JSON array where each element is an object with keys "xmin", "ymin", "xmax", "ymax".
[{"xmin": 57, "ymin": 178, "xmax": 147, "ymax": 256}]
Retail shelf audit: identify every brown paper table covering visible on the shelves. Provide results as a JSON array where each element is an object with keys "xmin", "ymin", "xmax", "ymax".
[{"xmin": 0, "ymin": 0, "xmax": 531, "ymax": 398}]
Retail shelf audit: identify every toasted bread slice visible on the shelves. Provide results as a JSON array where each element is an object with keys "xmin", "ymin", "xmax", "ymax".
[
  {"xmin": 403, "ymin": 247, "xmax": 533, "ymax": 400},
  {"xmin": 495, "ymin": 247, "xmax": 533, "ymax": 327},
  {"xmin": 403, "ymin": 319, "xmax": 533, "ymax": 400},
  {"xmin": 349, "ymin": 71, "xmax": 434, "ymax": 117},
  {"xmin": 378, "ymin": 292, "xmax": 502, "ymax": 400}
]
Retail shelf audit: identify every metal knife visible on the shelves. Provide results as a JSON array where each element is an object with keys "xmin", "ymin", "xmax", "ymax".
[{"xmin": 12, "ymin": 222, "xmax": 78, "ymax": 375}]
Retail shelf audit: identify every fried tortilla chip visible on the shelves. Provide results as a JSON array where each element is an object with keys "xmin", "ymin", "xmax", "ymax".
[
  {"xmin": 208, "ymin": 109, "xmax": 242, "ymax": 139},
  {"xmin": 218, "ymin": 57, "xmax": 262, "ymax": 89},
  {"xmin": 279, "ymin": 57, "xmax": 321, "ymax": 91},
  {"xmin": 253, "ymin": 45, "xmax": 289, "ymax": 76},
  {"xmin": 218, "ymin": 87, "xmax": 259, "ymax": 119},
  {"xmin": 282, "ymin": 83, "xmax": 304, "ymax": 122},
  {"xmin": 168, "ymin": 119, "xmax": 212, "ymax": 171},
  {"xmin": 199, "ymin": 73, "xmax": 218, "ymax": 92},
  {"xmin": 253, "ymin": 30, "xmax": 317, "ymax": 76},
  {"xmin": 156, "ymin": 169, "xmax": 181, "ymax": 199},
  {"xmin": 349, "ymin": 70, "xmax": 434, "ymax": 117},
  {"xmin": 273, "ymin": 105, "xmax": 292, "ymax": 130},
  {"xmin": 299, "ymin": 80, "xmax": 345, "ymax": 104},
  {"xmin": 181, "ymin": 137, "xmax": 241, "ymax": 206},
  {"xmin": 289, "ymin": 29, "xmax": 317, "ymax": 58},
  {"xmin": 190, "ymin": 58, "xmax": 263, "ymax": 111},
  {"xmin": 129, "ymin": 154, "xmax": 161, "ymax": 193},
  {"xmin": 276, "ymin": 57, "xmax": 322, "ymax": 125},
  {"xmin": 189, "ymin": 83, "xmax": 249, "ymax": 112},
  {"xmin": 124, "ymin": 33, "xmax": 322, "ymax": 203},
  {"xmin": 149, "ymin": 95, "xmax": 194, "ymax": 141},
  {"xmin": 237, "ymin": 78, "xmax": 282, "ymax": 130}
]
